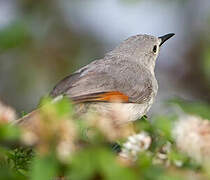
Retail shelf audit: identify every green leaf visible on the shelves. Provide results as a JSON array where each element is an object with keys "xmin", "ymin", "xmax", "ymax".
[
  {"xmin": 39, "ymin": 96, "xmax": 73, "ymax": 118},
  {"xmin": 0, "ymin": 124, "xmax": 21, "ymax": 141},
  {"xmin": 8, "ymin": 148, "xmax": 34, "ymax": 174},
  {"xmin": 69, "ymin": 147, "xmax": 138, "ymax": 180},
  {"xmin": 152, "ymin": 115, "xmax": 176, "ymax": 141},
  {"xmin": 0, "ymin": 166, "xmax": 26, "ymax": 180},
  {"xmin": 170, "ymin": 99, "xmax": 210, "ymax": 120},
  {"xmin": 68, "ymin": 148, "xmax": 97, "ymax": 180},
  {"xmin": 98, "ymin": 148, "xmax": 138, "ymax": 180},
  {"xmin": 137, "ymin": 152, "xmax": 153, "ymax": 169},
  {"xmin": 201, "ymin": 46, "xmax": 210, "ymax": 83},
  {"xmin": 0, "ymin": 21, "xmax": 30, "ymax": 51},
  {"xmin": 134, "ymin": 116, "xmax": 154, "ymax": 133},
  {"xmin": 168, "ymin": 149, "xmax": 187, "ymax": 167},
  {"xmin": 54, "ymin": 97, "xmax": 74, "ymax": 117},
  {"xmin": 30, "ymin": 154, "xmax": 58, "ymax": 180},
  {"xmin": 142, "ymin": 165, "xmax": 165, "ymax": 180}
]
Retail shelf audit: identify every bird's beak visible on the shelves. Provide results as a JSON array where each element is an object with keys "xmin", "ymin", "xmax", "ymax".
[{"xmin": 159, "ymin": 33, "xmax": 175, "ymax": 46}]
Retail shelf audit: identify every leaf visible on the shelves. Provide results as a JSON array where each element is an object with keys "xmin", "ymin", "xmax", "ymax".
[
  {"xmin": 39, "ymin": 96, "xmax": 73, "ymax": 118},
  {"xmin": 69, "ymin": 147, "xmax": 138, "ymax": 180},
  {"xmin": 0, "ymin": 21, "xmax": 30, "ymax": 51},
  {"xmin": 137, "ymin": 152, "xmax": 153, "ymax": 170},
  {"xmin": 0, "ymin": 124, "xmax": 21, "ymax": 141},
  {"xmin": 152, "ymin": 115, "xmax": 176, "ymax": 141},
  {"xmin": 54, "ymin": 97, "xmax": 74, "ymax": 117},
  {"xmin": 201, "ymin": 46, "xmax": 210, "ymax": 83},
  {"xmin": 0, "ymin": 166, "xmax": 26, "ymax": 180},
  {"xmin": 30, "ymin": 154, "xmax": 58, "ymax": 180},
  {"xmin": 68, "ymin": 148, "xmax": 97, "ymax": 180},
  {"xmin": 97, "ymin": 148, "xmax": 138, "ymax": 180},
  {"xmin": 8, "ymin": 148, "xmax": 34, "ymax": 174},
  {"xmin": 170, "ymin": 99, "xmax": 210, "ymax": 120}
]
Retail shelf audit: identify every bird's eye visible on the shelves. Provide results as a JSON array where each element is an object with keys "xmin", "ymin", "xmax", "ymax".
[{"xmin": 153, "ymin": 45, "xmax": 157, "ymax": 53}]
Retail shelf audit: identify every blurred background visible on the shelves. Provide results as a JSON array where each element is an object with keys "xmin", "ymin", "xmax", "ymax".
[{"xmin": 0, "ymin": 0, "xmax": 210, "ymax": 116}]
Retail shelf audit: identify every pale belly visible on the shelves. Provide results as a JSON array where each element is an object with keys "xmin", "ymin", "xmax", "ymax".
[
  {"xmin": 78, "ymin": 98, "xmax": 154, "ymax": 122},
  {"xmin": 110, "ymin": 102, "xmax": 152, "ymax": 121},
  {"xmin": 114, "ymin": 98, "xmax": 154, "ymax": 121}
]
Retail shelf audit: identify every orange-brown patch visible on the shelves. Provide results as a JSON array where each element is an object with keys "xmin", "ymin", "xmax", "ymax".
[{"xmin": 94, "ymin": 91, "xmax": 129, "ymax": 102}]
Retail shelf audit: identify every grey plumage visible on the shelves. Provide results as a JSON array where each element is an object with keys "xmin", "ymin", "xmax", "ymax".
[
  {"xmin": 16, "ymin": 33, "xmax": 174, "ymax": 126},
  {"xmin": 51, "ymin": 57, "xmax": 154, "ymax": 104}
]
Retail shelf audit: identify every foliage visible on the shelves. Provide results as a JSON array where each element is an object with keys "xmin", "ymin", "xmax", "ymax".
[{"xmin": 0, "ymin": 98, "xmax": 209, "ymax": 180}]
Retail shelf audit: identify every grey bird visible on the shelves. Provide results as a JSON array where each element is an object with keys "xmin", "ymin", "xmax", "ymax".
[{"xmin": 16, "ymin": 33, "xmax": 174, "ymax": 127}]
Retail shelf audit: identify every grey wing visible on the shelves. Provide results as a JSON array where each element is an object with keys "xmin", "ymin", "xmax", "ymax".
[
  {"xmin": 50, "ymin": 58, "xmax": 153, "ymax": 104},
  {"xmin": 50, "ymin": 67, "xmax": 87, "ymax": 97}
]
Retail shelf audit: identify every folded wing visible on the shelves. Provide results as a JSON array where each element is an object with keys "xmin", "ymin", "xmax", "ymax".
[{"xmin": 50, "ymin": 57, "xmax": 153, "ymax": 104}]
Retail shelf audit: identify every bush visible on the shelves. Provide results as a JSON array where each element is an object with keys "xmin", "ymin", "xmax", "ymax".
[{"xmin": 0, "ymin": 98, "xmax": 209, "ymax": 180}]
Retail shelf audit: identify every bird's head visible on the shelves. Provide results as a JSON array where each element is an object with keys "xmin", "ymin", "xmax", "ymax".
[{"xmin": 108, "ymin": 33, "xmax": 175, "ymax": 71}]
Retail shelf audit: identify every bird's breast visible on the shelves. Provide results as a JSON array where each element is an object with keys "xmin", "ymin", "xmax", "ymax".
[{"xmin": 81, "ymin": 101, "xmax": 154, "ymax": 122}]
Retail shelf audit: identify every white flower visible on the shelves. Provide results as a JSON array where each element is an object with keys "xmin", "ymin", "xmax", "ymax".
[
  {"xmin": 174, "ymin": 160, "xmax": 183, "ymax": 167},
  {"xmin": 0, "ymin": 101, "xmax": 16, "ymax": 123},
  {"xmin": 56, "ymin": 141, "xmax": 74, "ymax": 162},
  {"xmin": 119, "ymin": 132, "xmax": 151, "ymax": 161},
  {"xmin": 173, "ymin": 114, "xmax": 210, "ymax": 163},
  {"xmin": 21, "ymin": 130, "xmax": 38, "ymax": 146},
  {"xmin": 153, "ymin": 142, "xmax": 171, "ymax": 167}
]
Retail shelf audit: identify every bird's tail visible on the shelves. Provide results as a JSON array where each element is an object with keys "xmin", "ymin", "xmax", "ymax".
[
  {"xmin": 13, "ymin": 109, "xmax": 40, "ymax": 129},
  {"xmin": 13, "ymin": 96, "xmax": 65, "ymax": 128}
]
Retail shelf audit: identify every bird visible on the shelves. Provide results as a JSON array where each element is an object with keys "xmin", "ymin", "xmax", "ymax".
[{"xmin": 16, "ymin": 33, "xmax": 174, "ymax": 127}]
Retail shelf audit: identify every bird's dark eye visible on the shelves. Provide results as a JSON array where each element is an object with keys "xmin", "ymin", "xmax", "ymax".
[{"xmin": 153, "ymin": 45, "xmax": 157, "ymax": 53}]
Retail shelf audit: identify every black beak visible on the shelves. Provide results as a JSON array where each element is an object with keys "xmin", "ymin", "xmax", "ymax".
[{"xmin": 159, "ymin": 33, "xmax": 175, "ymax": 46}]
